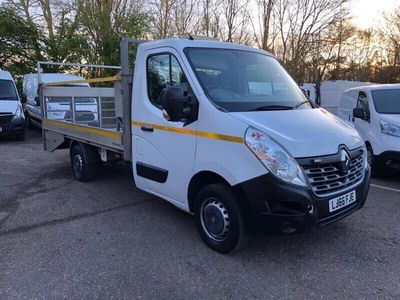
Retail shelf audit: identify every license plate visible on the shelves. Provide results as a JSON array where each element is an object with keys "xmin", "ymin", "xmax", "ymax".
[{"xmin": 329, "ymin": 190, "xmax": 356, "ymax": 212}]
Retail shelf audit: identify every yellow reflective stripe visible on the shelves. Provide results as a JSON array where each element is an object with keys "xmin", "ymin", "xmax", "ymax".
[
  {"xmin": 131, "ymin": 120, "xmax": 243, "ymax": 143},
  {"xmin": 43, "ymin": 119, "xmax": 121, "ymax": 139},
  {"xmin": 44, "ymin": 75, "xmax": 120, "ymax": 86}
]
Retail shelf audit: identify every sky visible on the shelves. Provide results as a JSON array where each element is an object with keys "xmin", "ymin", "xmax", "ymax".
[{"xmin": 350, "ymin": 0, "xmax": 399, "ymax": 29}]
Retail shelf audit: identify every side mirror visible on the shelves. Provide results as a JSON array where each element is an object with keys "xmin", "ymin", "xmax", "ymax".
[
  {"xmin": 353, "ymin": 107, "xmax": 365, "ymax": 119},
  {"xmin": 21, "ymin": 94, "xmax": 27, "ymax": 104},
  {"xmin": 162, "ymin": 86, "xmax": 198, "ymax": 125},
  {"xmin": 34, "ymin": 96, "xmax": 40, "ymax": 106}
]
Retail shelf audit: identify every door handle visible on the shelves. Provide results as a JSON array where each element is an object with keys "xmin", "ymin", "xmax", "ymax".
[{"xmin": 141, "ymin": 125, "xmax": 154, "ymax": 132}]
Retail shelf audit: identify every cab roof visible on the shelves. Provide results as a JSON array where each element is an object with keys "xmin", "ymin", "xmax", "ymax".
[
  {"xmin": 0, "ymin": 70, "xmax": 14, "ymax": 81},
  {"xmin": 138, "ymin": 38, "xmax": 274, "ymax": 57},
  {"xmin": 346, "ymin": 83, "xmax": 400, "ymax": 92}
]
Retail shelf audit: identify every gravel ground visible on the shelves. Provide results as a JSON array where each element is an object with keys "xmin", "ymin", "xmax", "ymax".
[{"xmin": 0, "ymin": 128, "xmax": 399, "ymax": 299}]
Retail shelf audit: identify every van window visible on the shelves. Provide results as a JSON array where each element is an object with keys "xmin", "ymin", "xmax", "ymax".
[
  {"xmin": 184, "ymin": 48, "xmax": 309, "ymax": 112},
  {"xmin": 147, "ymin": 53, "xmax": 192, "ymax": 108},
  {"xmin": 340, "ymin": 92, "xmax": 354, "ymax": 110},
  {"xmin": 0, "ymin": 79, "xmax": 18, "ymax": 100},
  {"xmin": 371, "ymin": 89, "xmax": 400, "ymax": 114},
  {"xmin": 356, "ymin": 91, "xmax": 370, "ymax": 121}
]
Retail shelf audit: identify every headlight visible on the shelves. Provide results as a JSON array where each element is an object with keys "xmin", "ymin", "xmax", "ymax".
[
  {"xmin": 13, "ymin": 104, "xmax": 24, "ymax": 119},
  {"xmin": 245, "ymin": 127, "xmax": 307, "ymax": 187},
  {"xmin": 380, "ymin": 120, "xmax": 400, "ymax": 137}
]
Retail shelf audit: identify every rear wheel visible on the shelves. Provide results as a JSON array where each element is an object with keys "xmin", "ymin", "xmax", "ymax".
[
  {"xmin": 194, "ymin": 183, "xmax": 248, "ymax": 253},
  {"xmin": 70, "ymin": 144, "xmax": 97, "ymax": 182}
]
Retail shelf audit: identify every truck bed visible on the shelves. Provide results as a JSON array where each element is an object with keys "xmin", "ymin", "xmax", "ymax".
[{"xmin": 41, "ymin": 86, "xmax": 124, "ymax": 154}]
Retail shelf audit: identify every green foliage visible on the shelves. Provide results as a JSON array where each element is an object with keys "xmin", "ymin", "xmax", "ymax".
[
  {"xmin": 0, "ymin": 4, "xmax": 42, "ymax": 82},
  {"xmin": 0, "ymin": 0, "xmax": 149, "ymax": 83}
]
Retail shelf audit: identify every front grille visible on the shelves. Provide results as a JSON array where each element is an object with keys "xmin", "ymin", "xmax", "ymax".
[
  {"xmin": 303, "ymin": 153, "xmax": 364, "ymax": 197},
  {"xmin": 0, "ymin": 113, "xmax": 13, "ymax": 125}
]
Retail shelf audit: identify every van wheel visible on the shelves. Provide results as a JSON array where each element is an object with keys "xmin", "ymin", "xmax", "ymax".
[
  {"xmin": 25, "ymin": 115, "xmax": 32, "ymax": 129},
  {"xmin": 194, "ymin": 183, "xmax": 248, "ymax": 253},
  {"xmin": 15, "ymin": 130, "xmax": 26, "ymax": 141},
  {"xmin": 367, "ymin": 146, "xmax": 385, "ymax": 178},
  {"xmin": 70, "ymin": 144, "xmax": 96, "ymax": 182}
]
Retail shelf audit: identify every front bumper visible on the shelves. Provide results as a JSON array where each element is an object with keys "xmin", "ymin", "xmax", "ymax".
[
  {"xmin": 0, "ymin": 116, "xmax": 26, "ymax": 136},
  {"xmin": 236, "ymin": 167, "xmax": 371, "ymax": 235},
  {"xmin": 376, "ymin": 151, "xmax": 400, "ymax": 170}
]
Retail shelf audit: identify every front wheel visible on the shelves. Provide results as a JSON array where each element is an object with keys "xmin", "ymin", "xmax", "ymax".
[
  {"xmin": 194, "ymin": 183, "xmax": 248, "ymax": 253},
  {"xmin": 15, "ymin": 129, "xmax": 26, "ymax": 141},
  {"xmin": 367, "ymin": 146, "xmax": 385, "ymax": 178}
]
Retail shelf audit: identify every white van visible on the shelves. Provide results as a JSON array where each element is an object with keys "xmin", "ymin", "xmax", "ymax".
[
  {"xmin": 22, "ymin": 73, "xmax": 95, "ymax": 128},
  {"xmin": 338, "ymin": 84, "xmax": 400, "ymax": 177},
  {"xmin": 320, "ymin": 81, "xmax": 373, "ymax": 114},
  {"xmin": 0, "ymin": 70, "xmax": 25, "ymax": 139}
]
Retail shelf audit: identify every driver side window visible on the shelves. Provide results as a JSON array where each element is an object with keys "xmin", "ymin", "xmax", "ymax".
[
  {"xmin": 147, "ymin": 53, "xmax": 191, "ymax": 109},
  {"xmin": 356, "ymin": 91, "xmax": 370, "ymax": 121}
]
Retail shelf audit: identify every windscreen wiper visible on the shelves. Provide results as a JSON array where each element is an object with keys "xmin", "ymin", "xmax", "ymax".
[
  {"xmin": 293, "ymin": 100, "xmax": 313, "ymax": 109},
  {"xmin": 251, "ymin": 105, "xmax": 294, "ymax": 111}
]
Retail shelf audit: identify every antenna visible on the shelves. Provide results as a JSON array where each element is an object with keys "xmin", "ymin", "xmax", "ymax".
[{"xmin": 187, "ymin": 33, "xmax": 194, "ymax": 40}]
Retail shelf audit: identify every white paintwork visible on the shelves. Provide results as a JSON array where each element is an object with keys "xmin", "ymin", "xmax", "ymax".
[
  {"xmin": 337, "ymin": 84, "xmax": 400, "ymax": 156},
  {"xmin": 231, "ymin": 108, "xmax": 362, "ymax": 157},
  {"xmin": 23, "ymin": 73, "xmax": 89, "ymax": 105},
  {"xmin": 0, "ymin": 70, "xmax": 20, "ymax": 115},
  {"xmin": 320, "ymin": 80, "xmax": 373, "ymax": 114},
  {"xmin": 130, "ymin": 39, "xmax": 364, "ymax": 212},
  {"xmin": 0, "ymin": 70, "xmax": 14, "ymax": 81},
  {"xmin": 0, "ymin": 100, "xmax": 19, "ymax": 115}
]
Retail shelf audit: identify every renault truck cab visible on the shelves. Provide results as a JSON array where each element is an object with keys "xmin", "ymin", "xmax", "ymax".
[
  {"xmin": 40, "ymin": 38, "xmax": 371, "ymax": 253},
  {"xmin": 0, "ymin": 70, "xmax": 25, "ymax": 140}
]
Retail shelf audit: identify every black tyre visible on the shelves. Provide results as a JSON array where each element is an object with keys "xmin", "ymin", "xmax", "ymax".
[
  {"xmin": 367, "ymin": 146, "xmax": 385, "ymax": 178},
  {"xmin": 25, "ymin": 115, "xmax": 32, "ymax": 129},
  {"xmin": 194, "ymin": 183, "xmax": 248, "ymax": 253},
  {"xmin": 15, "ymin": 129, "xmax": 26, "ymax": 141},
  {"xmin": 70, "ymin": 144, "xmax": 96, "ymax": 182}
]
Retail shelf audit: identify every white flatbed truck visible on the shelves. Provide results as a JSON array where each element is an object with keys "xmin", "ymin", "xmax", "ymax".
[{"xmin": 40, "ymin": 38, "xmax": 371, "ymax": 253}]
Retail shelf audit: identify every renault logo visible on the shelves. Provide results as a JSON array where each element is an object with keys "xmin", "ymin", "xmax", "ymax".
[{"xmin": 339, "ymin": 149, "xmax": 350, "ymax": 175}]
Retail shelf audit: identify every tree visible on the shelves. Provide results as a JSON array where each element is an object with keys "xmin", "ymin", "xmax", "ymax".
[{"xmin": 0, "ymin": 4, "xmax": 42, "ymax": 80}]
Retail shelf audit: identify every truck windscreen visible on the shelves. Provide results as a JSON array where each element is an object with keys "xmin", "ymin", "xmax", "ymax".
[
  {"xmin": 372, "ymin": 89, "xmax": 400, "ymax": 114},
  {"xmin": 0, "ymin": 79, "xmax": 18, "ymax": 100},
  {"xmin": 184, "ymin": 48, "xmax": 310, "ymax": 112}
]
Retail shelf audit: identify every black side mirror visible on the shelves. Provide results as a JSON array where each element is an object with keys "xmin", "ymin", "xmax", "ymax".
[
  {"xmin": 162, "ymin": 86, "xmax": 198, "ymax": 125},
  {"xmin": 21, "ymin": 94, "xmax": 27, "ymax": 104},
  {"xmin": 34, "ymin": 96, "xmax": 40, "ymax": 106},
  {"xmin": 353, "ymin": 107, "xmax": 365, "ymax": 119}
]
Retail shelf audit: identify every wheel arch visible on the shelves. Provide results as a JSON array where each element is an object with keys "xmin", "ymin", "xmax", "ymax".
[
  {"xmin": 187, "ymin": 171, "xmax": 248, "ymax": 213},
  {"xmin": 69, "ymin": 140, "xmax": 100, "ymax": 163},
  {"xmin": 365, "ymin": 141, "xmax": 373, "ymax": 153}
]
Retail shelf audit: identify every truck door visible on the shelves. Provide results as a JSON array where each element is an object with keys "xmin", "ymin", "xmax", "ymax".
[
  {"xmin": 352, "ymin": 90, "xmax": 371, "ymax": 140},
  {"xmin": 133, "ymin": 49, "xmax": 198, "ymax": 209}
]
